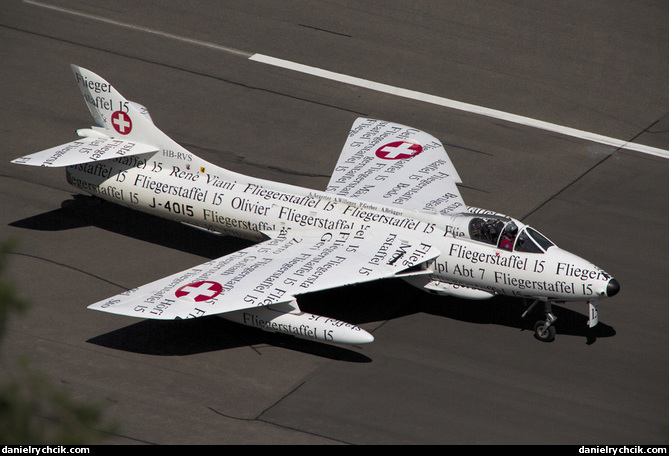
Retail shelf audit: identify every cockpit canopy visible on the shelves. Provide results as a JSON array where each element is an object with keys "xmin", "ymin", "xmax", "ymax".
[{"xmin": 468, "ymin": 216, "xmax": 555, "ymax": 253}]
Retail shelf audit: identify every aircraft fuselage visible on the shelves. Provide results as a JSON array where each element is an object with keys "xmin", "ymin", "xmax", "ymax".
[{"xmin": 65, "ymin": 151, "xmax": 617, "ymax": 306}]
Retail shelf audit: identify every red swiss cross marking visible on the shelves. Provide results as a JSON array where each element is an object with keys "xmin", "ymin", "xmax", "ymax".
[
  {"xmin": 175, "ymin": 281, "xmax": 223, "ymax": 302},
  {"xmin": 375, "ymin": 141, "xmax": 423, "ymax": 160},
  {"xmin": 111, "ymin": 111, "xmax": 132, "ymax": 135}
]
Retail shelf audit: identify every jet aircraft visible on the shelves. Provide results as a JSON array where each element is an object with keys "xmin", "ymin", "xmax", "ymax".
[{"xmin": 12, "ymin": 66, "xmax": 620, "ymax": 344}]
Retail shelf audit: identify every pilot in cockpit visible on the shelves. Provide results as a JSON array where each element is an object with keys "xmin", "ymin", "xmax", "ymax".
[{"xmin": 499, "ymin": 222, "xmax": 518, "ymax": 251}]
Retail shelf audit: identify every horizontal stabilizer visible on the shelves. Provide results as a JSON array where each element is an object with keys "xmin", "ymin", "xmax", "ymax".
[{"xmin": 11, "ymin": 137, "xmax": 158, "ymax": 167}]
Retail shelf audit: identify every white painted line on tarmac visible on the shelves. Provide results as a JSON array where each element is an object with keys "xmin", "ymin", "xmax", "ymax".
[
  {"xmin": 23, "ymin": 0, "xmax": 253, "ymax": 57},
  {"xmin": 250, "ymin": 54, "xmax": 669, "ymax": 159},
  {"xmin": 25, "ymin": 0, "xmax": 669, "ymax": 159}
]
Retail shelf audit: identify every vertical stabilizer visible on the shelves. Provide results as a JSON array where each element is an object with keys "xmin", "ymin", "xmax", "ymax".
[{"xmin": 70, "ymin": 65, "xmax": 190, "ymax": 159}]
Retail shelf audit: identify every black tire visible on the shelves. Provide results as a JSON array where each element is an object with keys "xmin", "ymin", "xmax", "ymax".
[{"xmin": 534, "ymin": 321, "xmax": 556, "ymax": 342}]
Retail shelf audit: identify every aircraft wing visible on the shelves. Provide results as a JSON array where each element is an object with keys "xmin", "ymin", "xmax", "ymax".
[
  {"xmin": 326, "ymin": 118, "xmax": 466, "ymax": 214},
  {"xmin": 88, "ymin": 227, "xmax": 439, "ymax": 320},
  {"xmin": 11, "ymin": 136, "xmax": 158, "ymax": 167}
]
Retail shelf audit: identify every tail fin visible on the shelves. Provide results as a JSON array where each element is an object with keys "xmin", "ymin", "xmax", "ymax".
[
  {"xmin": 12, "ymin": 66, "xmax": 192, "ymax": 167},
  {"xmin": 70, "ymin": 65, "xmax": 181, "ymax": 151}
]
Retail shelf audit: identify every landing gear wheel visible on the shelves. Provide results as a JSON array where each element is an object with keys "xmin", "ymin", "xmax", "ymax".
[{"xmin": 534, "ymin": 321, "xmax": 556, "ymax": 342}]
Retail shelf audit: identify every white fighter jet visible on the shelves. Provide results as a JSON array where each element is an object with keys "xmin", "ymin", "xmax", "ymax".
[{"xmin": 12, "ymin": 66, "xmax": 620, "ymax": 344}]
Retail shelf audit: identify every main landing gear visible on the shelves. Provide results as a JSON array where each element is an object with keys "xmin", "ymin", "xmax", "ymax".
[{"xmin": 522, "ymin": 299, "xmax": 558, "ymax": 342}]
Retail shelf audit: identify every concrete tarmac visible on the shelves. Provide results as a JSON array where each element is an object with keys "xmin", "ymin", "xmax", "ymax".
[{"xmin": 1, "ymin": 0, "xmax": 667, "ymax": 444}]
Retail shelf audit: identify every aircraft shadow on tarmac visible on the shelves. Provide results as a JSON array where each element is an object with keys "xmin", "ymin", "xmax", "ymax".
[
  {"xmin": 9, "ymin": 194, "xmax": 255, "ymax": 259},
  {"xmin": 299, "ymin": 282, "xmax": 617, "ymax": 347},
  {"xmin": 10, "ymin": 195, "xmax": 616, "ymax": 361}
]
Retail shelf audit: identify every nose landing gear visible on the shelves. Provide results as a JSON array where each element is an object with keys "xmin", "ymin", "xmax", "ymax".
[{"xmin": 522, "ymin": 299, "xmax": 557, "ymax": 342}]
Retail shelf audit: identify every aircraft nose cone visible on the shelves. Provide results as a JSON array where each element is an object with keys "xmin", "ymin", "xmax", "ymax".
[{"xmin": 607, "ymin": 278, "xmax": 620, "ymax": 297}]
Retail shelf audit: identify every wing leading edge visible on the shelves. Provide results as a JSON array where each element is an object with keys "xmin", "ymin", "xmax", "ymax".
[
  {"xmin": 89, "ymin": 227, "xmax": 439, "ymax": 320},
  {"xmin": 326, "ymin": 118, "xmax": 465, "ymax": 215}
]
